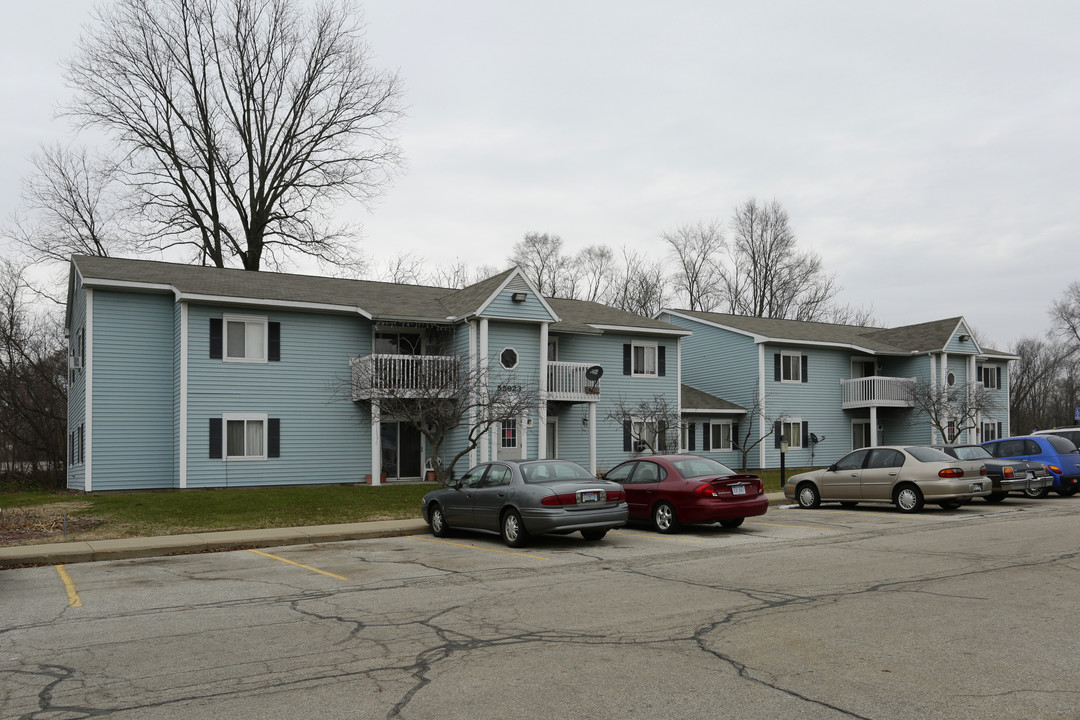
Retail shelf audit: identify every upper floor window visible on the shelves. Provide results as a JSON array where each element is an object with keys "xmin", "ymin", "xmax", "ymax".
[
  {"xmin": 210, "ymin": 316, "xmax": 280, "ymax": 362},
  {"xmin": 979, "ymin": 365, "xmax": 1001, "ymax": 389},
  {"xmin": 775, "ymin": 351, "xmax": 807, "ymax": 383},
  {"xmin": 375, "ymin": 332, "xmax": 421, "ymax": 355},
  {"xmin": 632, "ymin": 342, "xmax": 657, "ymax": 376}
]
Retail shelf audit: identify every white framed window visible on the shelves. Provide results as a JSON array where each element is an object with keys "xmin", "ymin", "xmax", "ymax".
[
  {"xmin": 780, "ymin": 351, "xmax": 802, "ymax": 383},
  {"xmin": 224, "ymin": 314, "xmax": 267, "ymax": 363},
  {"xmin": 709, "ymin": 421, "xmax": 733, "ymax": 451},
  {"xmin": 945, "ymin": 371, "xmax": 956, "ymax": 387},
  {"xmin": 632, "ymin": 416, "xmax": 670, "ymax": 452},
  {"xmin": 224, "ymin": 413, "xmax": 267, "ymax": 460},
  {"xmin": 780, "ymin": 419, "xmax": 803, "ymax": 449},
  {"xmin": 981, "ymin": 420, "xmax": 999, "ymax": 441},
  {"xmin": 632, "ymin": 342, "xmax": 658, "ymax": 377},
  {"xmin": 981, "ymin": 366, "xmax": 1000, "ymax": 389},
  {"xmin": 500, "ymin": 347, "xmax": 519, "ymax": 370}
]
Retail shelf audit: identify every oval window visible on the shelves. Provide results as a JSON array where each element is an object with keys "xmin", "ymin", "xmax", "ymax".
[
  {"xmin": 946, "ymin": 371, "xmax": 956, "ymax": 387},
  {"xmin": 500, "ymin": 348, "xmax": 518, "ymax": 369}
]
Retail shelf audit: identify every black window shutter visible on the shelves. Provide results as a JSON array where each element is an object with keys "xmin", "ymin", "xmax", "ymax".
[
  {"xmin": 703, "ymin": 423, "xmax": 711, "ymax": 451},
  {"xmin": 268, "ymin": 322, "xmax": 281, "ymax": 362},
  {"xmin": 69, "ymin": 432, "xmax": 74, "ymax": 465},
  {"xmin": 801, "ymin": 421, "xmax": 809, "ymax": 447},
  {"xmin": 977, "ymin": 366, "xmax": 983, "ymax": 382},
  {"xmin": 80, "ymin": 329, "xmax": 85, "ymax": 360},
  {"xmin": 209, "ymin": 418, "xmax": 223, "ymax": 458},
  {"xmin": 732, "ymin": 422, "xmax": 740, "ymax": 449},
  {"xmin": 801, "ymin": 355, "xmax": 809, "ymax": 383},
  {"xmin": 997, "ymin": 422, "xmax": 1002, "ymax": 439},
  {"xmin": 658, "ymin": 346, "xmax": 666, "ymax": 376},
  {"xmin": 209, "ymin": 318, "xmax": 223, "ymax": 359},
  {"xmin": 623, "ymin": 422, "xmax": 632, "ymax": 451},
  {"xmin": 687, "ymin": 423, "xmax": 695, "ymax": 451},
  {"xmin": 80, "ymin": 424, "xmax": 85, "ymax": 464},
  {"xmin": 268, "ymin": 418, "xmax": 280, "ymax": 457},
  {"xmin": 774, "ymin": 353, "xmax": 781, "ymax": 381},
  {"xmin": 996, "ymin": 370, "xmax": 1001, "ymax": 390},
  {"xmin": 774, "ymin": 421, "xmax": 782, "ymax": 449},
  {"xmin": 623, "ymin": 344, "xmax": 632, "ymax": 375}
]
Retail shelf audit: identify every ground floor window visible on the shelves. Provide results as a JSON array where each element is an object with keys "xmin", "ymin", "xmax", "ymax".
[
  {"xmin": 981, "ymin": 420, "xmax": 1000, "ymax": 442},
  {"xmin": 710, "ymin": 421, "xmax": 733, "ymax": 451},
  {"xmin": 780, "ymin": 419, "xmax": 803, "ymax": 449},
  {"xmin": 225, "ymin": 414, "xmax": 266, "ymax": 459}
]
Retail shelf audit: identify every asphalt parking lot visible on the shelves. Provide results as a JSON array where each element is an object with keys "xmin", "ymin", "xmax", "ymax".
[{"xmin": 4, "ymin": 498, "xmax": 1080, "ymax": 719}]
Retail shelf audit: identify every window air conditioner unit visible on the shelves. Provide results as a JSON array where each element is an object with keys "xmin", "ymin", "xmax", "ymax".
[
  {"xmin": 68, "ymin": 356, "xmax": 82, "ymax": 370},
  {"xmin": 633, "ymin": 441, "xmax": 647, "ymax": 452}
]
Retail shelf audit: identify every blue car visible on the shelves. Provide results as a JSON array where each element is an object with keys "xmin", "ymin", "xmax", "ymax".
[{"xmin": 981, "ymin": 435, "xmax": 1080, "ymax": 497}]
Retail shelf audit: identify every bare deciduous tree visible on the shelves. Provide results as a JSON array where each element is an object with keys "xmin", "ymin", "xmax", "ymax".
[
  {"xmin": 903, "ymin": 378, "xmax": 1000, "ymax": 444},
  {"xmin": 509, "ymin": 232, "xmax": 575, "ymax": 297},
  {"xmin": 378, "ymin": 252, "xmax": 426, "ymax": 285},
  {"xmin": 663, "ymin": 220, "xmax": 724, "ymax": 312},
  {"xmin": 721, "ymin": 198, "xmax": 840, "ymax": 321},
  {"xmin": 1051, "ymin": 281, "xmax": 1080, "ymax": 349},
  {"xmin": 350, "ymin": 354, "xmax": 539, "ymax": 484},
  {"xmin": 608, "ymin": 248, "xmax": 669, "ymax": 318},
  {"xmin": 574, "ymin": 244, "xmax": 615, "ymax": 304},
  {"xmin": 65, "ymin": 0, "xmax": 403, "ymax": 271},
  {"xmin": 1009, "ymin": 337, "xmax": 1079, "ymax": 432},
  {"xmin": 605, "ymin": 394, "xmax": 681, "ymax": 455}
]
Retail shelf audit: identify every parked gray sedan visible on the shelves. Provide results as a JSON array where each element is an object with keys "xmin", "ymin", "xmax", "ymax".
[{"xmin": 421, "ymin": 460, "xmax": 628, "ymax": 547}]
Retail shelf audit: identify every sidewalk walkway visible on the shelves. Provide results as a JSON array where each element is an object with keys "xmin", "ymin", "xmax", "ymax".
[{"xmin": 0, "ymin": 493, "xmax": 790, "ymax": 568}]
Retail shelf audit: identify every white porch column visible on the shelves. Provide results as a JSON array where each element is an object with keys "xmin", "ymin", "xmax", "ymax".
[
  {"xmin": 538, "ymin": 322, "xmax": 549, "ymax": 459},
  {"xmin": 758, "ymin": 344, "xmax": 767, "ymax": 468},
  {"xmin": 468, "ymin": 321, "xmax": 478, "ymax": 468},
  {"xmin": 179, "ymin": 301, "xmax": 188, "ymax": 489},
  {"xmin": 370, "ymin": 400, "xmax": 382, "ymax": 485},
  {"xmin": 870, "ymin": 406, "xmax": 879, "ymax": 447},
  {"xmin": 479, "ymin": 318, "xmax": 489, "ymax": 463},
  {"xmin": 588, "ymin": 402, "xmax": 597, "ymax": 476},
  {"xmin": 928, "ymin": 354, "xmax": 938, "ymax": 444}
]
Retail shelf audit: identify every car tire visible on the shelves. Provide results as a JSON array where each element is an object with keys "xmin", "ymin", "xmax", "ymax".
[
  {"xmin": 840, "ymin": 501, "xmax": 858, "ymax": 508},
  {"xmin": 894, "ymin": 484, "xmax": 924, "ymax": 513},
  {"xmin": 1056, "ymin": 486, "xmax": 1079, "ymax": 497},
  {"xmin": 652, "ymin": 502, "xmax": 679, "ymax": 533},
  {"xmin": 719, "ymin": 517, "xmax": 744, "ymax": 529},
  {"xmin": 796, "ymin": 483, "xmax": 821, "ymax": 509},
  {"xmin": 1024, "ymin": 486, "xmax": 1051, "ymax": 499},
  {"xmin": 984, "ymin": 492, "xmax": 1007, "ymax": 503},
  {"xmin": 429, "ymin": 504, "xmax": 449, "ymax": 537},
  {"xmin": 580, "ymin": 528, "xmax": 608, "ymax": 541},
  {"xmin": 501, "ymin": 509, "xmax": 530, "ymax": 548},
  {"xmin": 938, "ymin": 500, "xmax": 963, "ymax": 510}
]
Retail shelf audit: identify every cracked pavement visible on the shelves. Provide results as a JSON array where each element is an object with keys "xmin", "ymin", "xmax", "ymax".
[{"xmin": 3, "ymin": 500, "xmax": 1079, "ymax": 719}]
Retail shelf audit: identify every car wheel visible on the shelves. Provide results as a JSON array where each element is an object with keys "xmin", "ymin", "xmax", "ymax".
[
  {"xmin": 840, "ymin": 501, "xmax": 858, "ymax": 508},
  {"xmin": 429, "ymin": 504, "xmax": 449, "ymax": 537},
  {"xmin": 796, "ymin": 482, "xmax": 821, "ymax": 509},
  {"xmin": 500, "ymin": 509, "xmax": 530, "ymax": 548},
  {"xmin": 1024, "ymin": 485, "xmax": 1051, "ymax": 499},
  {"xmin": 580, "ymin": 528, "xmax": 608, "ymax": 541},
  {"xmin": 719, "ymin": 517, "xmax": 744, "ymax": 529},
  {"xmin": 894, "ymin": 484, "xmax": 924, "ymax": 513},
  {"xmin": 1056, "ymin": 486, "xmax": 1079, "ymax": 497},
  {"xmin": 984, "ymin": 492, "xmax": 1007, "ymax": 503},
  {"xmin": 938, "ymin": 500, "xmax": 963, "ymax": 510},
  {"xmin": 652, "ymin": 502, "xmax": 679, "ymax": 533}
]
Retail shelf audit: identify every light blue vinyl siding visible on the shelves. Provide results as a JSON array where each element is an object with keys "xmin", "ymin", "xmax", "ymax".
[
  {"xmin": 482, "ymin": 289, "xmax": 556, "ymax": 322},
  {"xmin": 487, "ymin": 321, "xmax": 542, "ymax": 459},
  {"xmin": 945, "ymin": 330, "xmax": 974, "ymax": 354},
  {"xmin": 66, "ymin": 287, "xmax": 88, "ymax": 491},
  {"xmin": 91, "ymin": 290, "xmax": 176, "ymax": 490},
  {"xmin": 185, "ymin": 305, "xmax": 371, "ymax": 488}
]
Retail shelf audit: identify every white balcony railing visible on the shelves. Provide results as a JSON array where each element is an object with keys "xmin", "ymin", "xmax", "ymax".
[
  {"xmin": 547, "ymin": 361, "xmax": 601, "ymax": 402},
  {"xmin": 840, "ymin": 376, "xmax": 916, "ymax": 409},
  {"xmin": 351, "ymin": 354, "xmax": 458, "ymax": 400}
]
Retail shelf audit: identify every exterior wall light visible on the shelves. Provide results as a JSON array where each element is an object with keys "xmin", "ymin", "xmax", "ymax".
[{"xmin": 511, "ymin": 292, "xmax": 528, "ymax": 303}]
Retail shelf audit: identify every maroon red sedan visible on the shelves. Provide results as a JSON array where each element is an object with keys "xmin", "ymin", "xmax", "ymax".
[{"xmin": 602, "ymin": 454, "xmax": 768, "ymax": 532}]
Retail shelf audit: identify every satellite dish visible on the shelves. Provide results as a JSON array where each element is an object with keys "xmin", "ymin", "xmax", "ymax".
[{"xmin": 585, "ymin": 365, "xmax": 604, "ymax": 382}]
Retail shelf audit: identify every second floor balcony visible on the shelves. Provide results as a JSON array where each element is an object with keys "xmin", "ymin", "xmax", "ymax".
[
  {"xmin": 840, "ymin": 376, "xmax": 916, "ymax": 410},
  {"xmin": 547, "ymin": 361, "xmax": 601, "ymax": 402},
  {"xmin": 351, "ymin": 354, "xmax": 458, "ymax": 401}
]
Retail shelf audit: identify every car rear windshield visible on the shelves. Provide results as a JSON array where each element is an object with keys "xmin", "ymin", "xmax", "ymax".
[
  {"xmin": 521, "ymin": 460, "xmax": 593, "ymax": 483},
  {"xmin": 949, "ymin": 446, "xmax": 993, "ymax": 461},
  {"xmin": 670, "ymin": 457, "xmax": 736, "ymax": 477},
  {"xmin": 906, "ymin": 447, "xmax": 955, "ymax": 463},
  {"xmin": 1045, "ymin": 435, "xmax": 1079, "ymax": 454}
]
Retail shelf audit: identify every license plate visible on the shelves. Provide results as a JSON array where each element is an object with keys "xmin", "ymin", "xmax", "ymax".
[
  {"xmin": 732, "ymin": 485, "xmax": 746, "ymax": 496},
  {"xmin": 580, "ymin": 491, "xmax": 600, "ymax": 503},
  {"xmin": 972, "ymin": 483, "xmax": 983, "ymax": 492}
]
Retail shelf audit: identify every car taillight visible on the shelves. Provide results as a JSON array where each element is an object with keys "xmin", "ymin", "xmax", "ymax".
[
  {"xmin": 541, "ymin": 492, "xmax": 576, "ymax": 506},
  {"xmin": 980, "ymin": 466, "xmax": 988, "ymax": 476},
  {"xmin": 1048, "ymin": 464, "xmax": 1063, "ymax": 475},
  {"xmin": 939, "ymin": 468, "xmax": 964, "ymax": 478},
  {"xmin": 1002, "ymin": 467, "xmax": 1014, "ymax": 479},
  {"xmin": 694, "ymin": 484, "xmax": 719, "ymax": 497},
  {"xmin": 606, "ymin": 489, "xmax": 625, "ymax": 502}
]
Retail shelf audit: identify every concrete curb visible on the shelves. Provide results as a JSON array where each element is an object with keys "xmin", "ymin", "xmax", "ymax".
[{"xmin": 1, "ymin": 493, "xmax": 788, "ymax": 568}]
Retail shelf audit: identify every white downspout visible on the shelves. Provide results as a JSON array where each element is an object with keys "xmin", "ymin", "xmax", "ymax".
[
  {"xmin": 538, "ymin": 322, "xmax": 548, "ymax": 459},
  {"xmin": 758, "ymin": 344, "xmax": 767, "ymax": 469}
]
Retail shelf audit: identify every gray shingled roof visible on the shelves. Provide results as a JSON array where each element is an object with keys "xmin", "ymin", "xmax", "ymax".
[
  {"xmin": 681, "ymin": 385, "xmax": 745, "ymax": 413},
  {"xmin": 669, "ymin": 309, "xmax": 973, "ymax": 355},
  {"xmin": 547, "ymin": 297, "xmax": 686, "ymax": 335}
]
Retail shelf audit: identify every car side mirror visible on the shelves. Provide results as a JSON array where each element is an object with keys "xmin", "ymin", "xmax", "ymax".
[{"xmin": 827, "ymin": 464, "xmax": 837, "ymax": 472}]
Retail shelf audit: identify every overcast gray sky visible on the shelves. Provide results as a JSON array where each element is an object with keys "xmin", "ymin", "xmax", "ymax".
[{"xmin": 2, "ymin": 1, "xmax": 1077, "ymax": 349}]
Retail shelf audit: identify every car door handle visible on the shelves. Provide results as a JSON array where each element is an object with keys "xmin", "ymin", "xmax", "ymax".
[{"xmin": 889, "ymin": 472, "xmax": 897, "ymax": 476}]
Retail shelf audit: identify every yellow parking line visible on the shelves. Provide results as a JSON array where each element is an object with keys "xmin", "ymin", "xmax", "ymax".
[
  {"xmin": 609, "ymin": 531, "xmax": 707, "ymax": 544},
  {"xmin": 410, "ymin": 535, "xmax": 550, "ymax": 560},
  {"xmin": 55, "ymin": 565, "xmax": 82, "ymax": 607},
  {"xmin": 247, "ymin": 549, "xmax": 349, "ymax": 580}
]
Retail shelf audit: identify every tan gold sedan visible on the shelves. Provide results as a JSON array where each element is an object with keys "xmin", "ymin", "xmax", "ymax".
[{"xmin": 784, "ymin": 446, "xmax": 991, "ymax": 512}]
